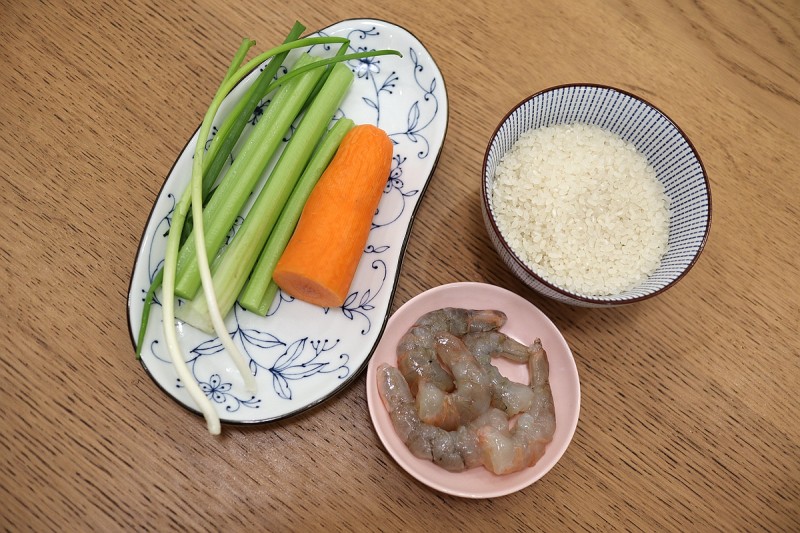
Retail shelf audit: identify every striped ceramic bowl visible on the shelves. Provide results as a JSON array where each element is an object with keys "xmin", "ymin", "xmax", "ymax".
[{"xmin": 481, "ymin": 84, "xmax": 711, "ymax": 307}]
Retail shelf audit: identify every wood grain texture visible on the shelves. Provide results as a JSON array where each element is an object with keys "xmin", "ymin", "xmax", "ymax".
[{"xmin": 1, "ymin": 0, "xmax": 798, "ymax": 530}]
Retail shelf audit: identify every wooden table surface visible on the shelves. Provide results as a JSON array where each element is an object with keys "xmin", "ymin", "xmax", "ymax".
[{"xmin": 2, "ymin": 0, "xmax": 798, "ymax": 530}]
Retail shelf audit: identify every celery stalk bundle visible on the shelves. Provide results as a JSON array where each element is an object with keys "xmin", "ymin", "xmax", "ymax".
[
  {"xmin": 175, "ymin": 58, "xmax": 355, "ymax": 332},
  {"xmin": 136, "ymin": 22, "xmax": 401, "ymax": 434}
]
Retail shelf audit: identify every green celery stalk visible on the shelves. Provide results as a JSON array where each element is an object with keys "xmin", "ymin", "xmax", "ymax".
[
  {"xmin": 256, "ymin": 281, "xmax": 280, "ymax": 316},
  {"xmin": 301, "ymin": 42, "xmax": 349, "ymax": 114},
  {"xmin": 201, "ymin": 21, "xmax": 306, "ymax": 201},
  {"xmin": 238, "ymin": 117, "xmax": 355, "ymax": 315},
  {"xmin": 175, "ymin": 62, "xmax": 354, "ymax": 333},
  {"xmin": 174, "ymin": 52, "xmax": 327, "ymax": 300}
]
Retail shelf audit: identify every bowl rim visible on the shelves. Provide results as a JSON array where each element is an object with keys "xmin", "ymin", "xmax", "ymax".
[{"xmin": 481, "ymin": 83, "xmax": 712, "ymax": 305}]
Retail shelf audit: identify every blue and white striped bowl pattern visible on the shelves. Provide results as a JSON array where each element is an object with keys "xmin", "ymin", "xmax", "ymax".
[{"xmin": 481, "ymin": 84, "xmax": 711, "ymax": 307}]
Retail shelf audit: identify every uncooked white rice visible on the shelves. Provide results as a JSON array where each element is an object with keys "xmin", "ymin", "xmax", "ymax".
[{"xmin": 491, "ymin": 123, "xmax": 670, "ymax": 296}]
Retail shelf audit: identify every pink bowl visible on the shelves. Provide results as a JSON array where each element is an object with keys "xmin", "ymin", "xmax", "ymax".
[{"xmin": 366, "ymin": 282, "xmax": 581, "ymax": 498}]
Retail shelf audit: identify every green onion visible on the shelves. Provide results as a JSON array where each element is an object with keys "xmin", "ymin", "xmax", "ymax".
[
  {"xmin": 159, "ymin": 38, "xmax": 255, "ymax": 435},
  {"xmin": 134, "ymin": 267, "xmax": 163, "ymax": 359},
  {"xmin": 238, "ymin": 117, "xmax": 355, "ymax": 315},
  {"xmin": 160, "ymin": 35, "xmax": 352, "ymax": 433}
]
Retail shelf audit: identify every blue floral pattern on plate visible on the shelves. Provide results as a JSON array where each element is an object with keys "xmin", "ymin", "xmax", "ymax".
[{"xmin": 127, "ymin": 19, "xmax": 448, "ymax": 424}]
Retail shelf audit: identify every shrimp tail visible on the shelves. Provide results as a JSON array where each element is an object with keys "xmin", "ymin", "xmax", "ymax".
[
  {"xmin": 462, "ymin": 331, "xmax": 531, "ymax": 363},
  {"xmin": 462, "ymin": 331, "xmax": 538, "ymax": 415}
]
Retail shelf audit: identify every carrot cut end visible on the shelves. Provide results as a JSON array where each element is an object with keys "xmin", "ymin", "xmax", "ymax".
[
  {"xmin": 271, "ymin": 124, "xmax": 394, "ymax": 310},
  {"xmin": 273, "ymin": 270, "xmax": 346, "ymax": 308}
]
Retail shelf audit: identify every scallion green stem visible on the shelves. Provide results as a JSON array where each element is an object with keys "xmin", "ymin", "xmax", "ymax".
[
  {"xmin": 202, "ymin": 22, "xmax": 306, "ymax": 200},
  {"xmin": 257, "ymin": 49, "xmax": 401, "ymax": 96},
  {"xmin": 134, "ymin": 267, "xmax": 163, "ymax": 359},
  {"xmin": 160, "ymin": 38, "xmax": 257, "ymax": 434},
  {"xmin": 302, "ymin": 42, "xmax": 349, "ymax": 114}
]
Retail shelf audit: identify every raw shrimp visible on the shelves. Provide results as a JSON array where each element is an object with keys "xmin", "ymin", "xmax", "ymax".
[
  {"xmin": 483, "ymin": 367, "xmax": 536, "ymax": 417},
  {"xmin": 462, "ymin": 331, "xmax": 537, "ymax": 416},
  {"xmin": 461, "ymin": 331, "xmax": 530, "ymax": 363},
  {"xmin": 377, "ymin": 362, "xmax": 509, "ymax": 472},
  {"xmin": 476, "ymin": 340, "xmax": 556, "ymax": 475},
  {"xmin": 413, "ymin": 307, "xmax": 508, "ymax": 337},
  {"xmin": 415, "ymin": 332, "xmax": 492, "ymax": 430},
  {"xmin": 396, "ymin": 308, "xmax": 507, "ymax": 395}
]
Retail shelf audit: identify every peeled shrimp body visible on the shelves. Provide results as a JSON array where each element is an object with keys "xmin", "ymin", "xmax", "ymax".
[
  {"xmin": 414, "ymin": 333, "xmax": 492, "ymax": 430},
  {"xmin": 484, "ymin": 367, "xmax": 536, "ymax": 417},
  {"xmin": 413, "ymin": 308, "xmax": 508, "ymax": 337},
  {"xmin": 377, "ymin": 362, "xmax": 509, "ymax": 472},
  {"xmin": 461, "ymin": 331, "xmax": 531, "ymax": 363},
  {"xmin": 461, "ymin": 331, "xmax": 538, "ymax": 416},
  {"xmin": 397, "ymin": 308, "xmax": 507, "ymax": 395},
  {"xmin": 477, "ymin": 340, "xmax": 556, "ymax": 475}
]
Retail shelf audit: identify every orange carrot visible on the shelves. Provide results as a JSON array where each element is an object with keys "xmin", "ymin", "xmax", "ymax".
[{"xmin": 272, "ymin": 124, "xmax": 393, "ymax": 307}]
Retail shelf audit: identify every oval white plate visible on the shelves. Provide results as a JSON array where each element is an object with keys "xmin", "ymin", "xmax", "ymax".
[
  {"xmin": 127, "ymin": 19, "xmax": 448, "ymax": 424},
  {"xmin": 366, "ymin": 282, "xmax": 581, "ymax": 498}
]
